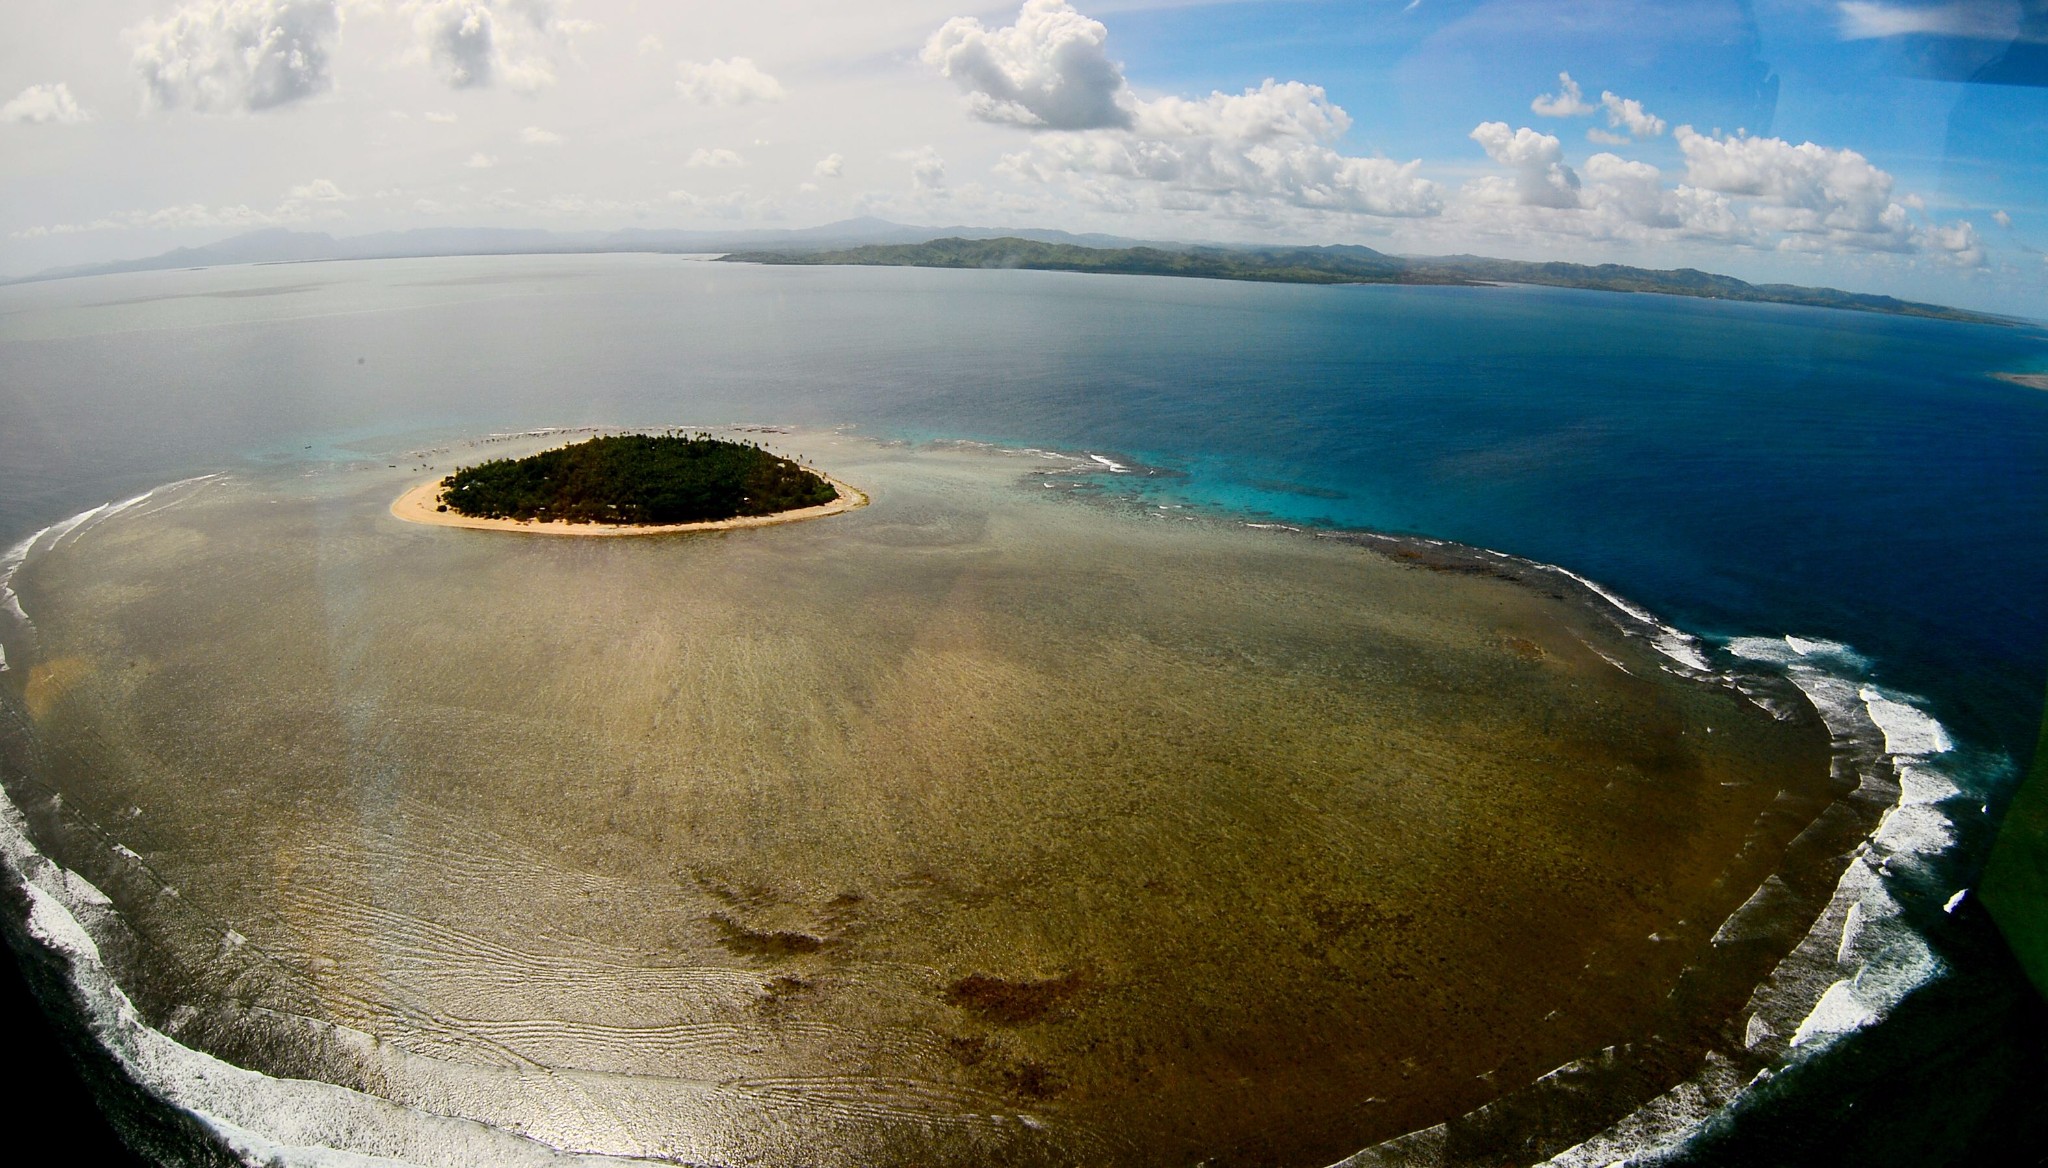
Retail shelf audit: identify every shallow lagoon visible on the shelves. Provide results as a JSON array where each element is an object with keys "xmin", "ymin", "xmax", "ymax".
[{"xmin": 10, "ymin": 433, "xmax": 1833, "ymax": 1166}]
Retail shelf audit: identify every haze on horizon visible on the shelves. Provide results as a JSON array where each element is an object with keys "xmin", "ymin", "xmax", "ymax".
[{"xmin": 2, "ymin": 0, "xmax": 2044, "ymax": 315}]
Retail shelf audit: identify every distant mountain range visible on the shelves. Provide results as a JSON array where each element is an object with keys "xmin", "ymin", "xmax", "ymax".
[
  {"xmin": 11, "ymin": 218, "xmax": 2012, "ymax": 326},
  {"xmin": 8, "ymin": 218, "xmax": 1162, "ymax": 284}
]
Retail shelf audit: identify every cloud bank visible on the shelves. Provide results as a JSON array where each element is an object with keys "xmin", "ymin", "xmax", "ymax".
[{"xmin": 933, "ymin": 2, "xmax": 1441, "ymax": 222}]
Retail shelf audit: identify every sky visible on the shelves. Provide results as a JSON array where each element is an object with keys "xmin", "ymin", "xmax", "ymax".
[{"xmin": 2, "ymin": 0, "xmax": 2044, "ymax": 314}]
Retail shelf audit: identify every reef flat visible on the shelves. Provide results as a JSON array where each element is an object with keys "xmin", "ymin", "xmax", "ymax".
[{"xmin": 3, "ymin": 432, "xmax": 1838, "ymax": 1168}]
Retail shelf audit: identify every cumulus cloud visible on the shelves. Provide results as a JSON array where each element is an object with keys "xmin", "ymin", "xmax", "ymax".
[
  {"xmin": 1532, "ymin": 73, "xmax": 1663, "ymax": 140},
  {"xmin": 418, "ymin": 1, "xmax": 496, "ymax": 88},
  {"xmin": 675, "ymin": 57, "xmax": 785, "ymax": 106},
  {"xmin": 1450, "ymin": 120, "xmax": 1978, "ymax": 263},
  {"xmin": 933, "ymin": 4, "xmax": 1440, "ymax": 221},
  {"xmin": 1599, "ymin": 91, "xmax": 1665, "ymax": 138},
  {"xmin": 1926, "ymin": 220, "xmax": 1984, "ymax": 266},
  {"xmin": 131, "ymin": 0, "xmax": 341, "ymax": 113},
  {"xmin": 1531, "ymin": 72, "xmax": 1595, "ymax": 117},
  {"xmin": 410, "ymin": 0, "xmax": 570, "ymax": 94},
  {"xmin": 687, "ymin": 147, "xmax": 745, "ymax": 168},
  {"xmin": 1992, "ymin": 209, "xmax": 2012, "ymax": 228},
  {"xmin": 923, "ymin": 0, "xmax": 1132, "ymax": 130},
  {"xmin": 1, "ymin": 82, "xmax": 93, "ymax": 125},
  {"xmin": 1468, "ymin": 122, "xmax": 1581, "ymax": 208},
  {"xmin": 1004, "ymin": 80, "xmax": 1443, "ymax": 219},
  {"xmin": 520, "ymin": 125, "xmax": 562, "ymax": 144},
  {"xmin": 1676, "ymin": 126, "xmax": 1918, "ymax": 251},
  {"xmin": 423, "ymin": 110, "xmax": 457, "ymax": 123},
  {"xmin": 465, "ymin": 151, "xmax": 497, "ymax": 168},
  {"xmin": 814, "ymin": 152, "xmax": 845, "ymax": 178}
]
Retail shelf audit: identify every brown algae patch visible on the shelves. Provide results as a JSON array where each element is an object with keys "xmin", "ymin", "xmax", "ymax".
[
  {"xmin": 5, "ymin": 434, "xmax": 1840, "ymax": 1168},
  {"xmin": 946, "ymin": 970, "xmax": 1088, "ymax": 1025},
  {"xmin": 710, "ymin": 914, "xmax": 830, "ymax": 959}
]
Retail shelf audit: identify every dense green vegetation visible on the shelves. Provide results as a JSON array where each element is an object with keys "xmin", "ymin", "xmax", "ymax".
[
  {"xmin": 438, "ymin": 433, "xmax": 837, "ymax": 525},
  {"xmin": 724, "ymin": 237, "xmax": 2010, "ymax": 325}
]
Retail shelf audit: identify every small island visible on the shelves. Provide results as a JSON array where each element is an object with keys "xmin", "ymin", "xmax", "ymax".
[{"xmin": 391, "ymin": 432, "xmax": 866, "ymax": 535}]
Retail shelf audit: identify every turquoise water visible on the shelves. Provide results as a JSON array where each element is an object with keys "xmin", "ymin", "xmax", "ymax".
[{"xmin": 1, "ymin": 254, "xmax": 2044, "ymax": 1160}]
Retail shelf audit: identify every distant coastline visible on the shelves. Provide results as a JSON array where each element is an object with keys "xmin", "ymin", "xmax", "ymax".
[
  {"xmin": 723, "ymin": 237, "xmax": 2015, "ymax": 327},
  {"xmin": 391, "ymin": 473, "xmax": 867, "ymax": 535},
  {"xmin": 10, "ymin": 219, "xmax": 2015, "ymax": 328}
]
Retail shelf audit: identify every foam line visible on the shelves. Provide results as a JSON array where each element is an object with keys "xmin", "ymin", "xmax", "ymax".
[
  {"xmin": 1, "ymin": 801, "xmax": 659, "ymax": 1167},
  {"xmin": 1546, "ymin": 566, "xmax": 1712, "ymax": 672},
  {"xmin": 0, "ymin": 476, "xmax": 220, "ymax": 633}
]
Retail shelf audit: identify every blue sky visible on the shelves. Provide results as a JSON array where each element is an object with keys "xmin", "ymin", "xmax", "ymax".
[{"xmin": 1, "ymin": 0, "xmax": 2042, "ymax": 313}]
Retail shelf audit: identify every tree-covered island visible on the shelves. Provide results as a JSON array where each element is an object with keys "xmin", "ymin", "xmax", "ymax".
[{"xmin": 436, "ymin": 433, "xmax": 839, "ymax": 525}]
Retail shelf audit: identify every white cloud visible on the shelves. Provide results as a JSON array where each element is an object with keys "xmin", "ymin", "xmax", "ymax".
[
  {"xmin": 895, "ymin": 146, "xmax": 947, "ymax": 191},
  {"xmin": 423, "ymin": 110, "xmax": 457, "ymax": 123},
  {"xmin": 1468, "ymin": 122, "xmax": 1581, "ymax": 208},
  {"xmin": 675, "ymin": 57, "xmax": 785, "ymax": 106},
  {"xmin": 1836, "ymin": 1, "xmax": 2026, "ymax": 41},
  {"xmin": 1599, "ymin": 91, "xmax": 1665, "ymax": 138},
  {"xmin": 1587, "ymin": 127, "xmax": 1629, "ymax": 146},
  {"xmin": 1004, "ymin": 84, "xmax": 1442, "ymax": 219},
  {"xmin": 636, "ymin": 34, "xmax": 664, "ymax": 55},
  {"xmin": 1676, "ymin": 126, "xmax": 1917, "ymax": 251},
  {"xmin": 283, "ymin": 177, "xmax": 350, "ymax": 203},
  {"xmin": 520, "ymin": 125, "xmax": 562, "ymax": 145},
  {"xmin": 1992, "ymin": 209, "xmax": 2012, "ymax": 228},
  {"xmin": 1449, "ymin": 122, "xmax": 1978, "ymax": 263},
  {"xmin": 1532, "ymin": 74, "xmax": 1663, "ymax": 138},
  {"xmin": 1531, "ymin": 72, "xmax": 1595, "ymax": 118},
  {"xmin": 1, "ymin": 83, "xmax": 93, "ymax": 125},
  {"xmin": 417, "ymin": 1, "xmax": 496, "ymax": 89},
  {"xmin": 131, "ymin": 0, "xmax": 342, "ymax": 113},
  {"xmin": 465, "ymin": 151, "xmax": 497, "ymax": 168},
  {"xmin": 410, "ymin": 0, "xmax": 569, "ymax": 94},
  {"xmin": 814, "ymin": 152, "xmax": 845, "ymax": 178},
  {"xmin": 923, "ymin": 0, "xmax": 1133, "ymax": 130},
  {"xmin": 934, "ymin": 5, "xmax": 1440, "ymax": 222},
  {"xmin": 687, "ymin": 147, "xmax": 745, "ymax": 168},
  {"xmin": 1926, "ymin": 220, "xmax": 1984, "ymax": 266}
]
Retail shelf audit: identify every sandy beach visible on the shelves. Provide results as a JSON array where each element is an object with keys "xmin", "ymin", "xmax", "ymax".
[{"xmin": 389, "ymin": 472, "xmax": 867, "ymax": 535}]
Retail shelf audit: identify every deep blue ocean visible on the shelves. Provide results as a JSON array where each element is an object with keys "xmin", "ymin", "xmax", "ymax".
[{"xmin": 1, "ymin": 255, "xmax": 2045, "ymax": 1161}]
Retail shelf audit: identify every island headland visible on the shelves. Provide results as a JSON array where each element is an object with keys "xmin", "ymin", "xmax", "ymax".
[{"xmin": 391, "ymin": 431, "xmax": 867, "ymax": 535}]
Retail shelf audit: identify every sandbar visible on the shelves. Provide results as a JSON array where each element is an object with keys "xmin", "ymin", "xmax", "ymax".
[
  {"xmin": 390, "ymin": 472, "xmax": 867, "ymax": 535},
  {"xmin": 1992, "ymin": 371, "xmax": 2048, "ymax": 391}
]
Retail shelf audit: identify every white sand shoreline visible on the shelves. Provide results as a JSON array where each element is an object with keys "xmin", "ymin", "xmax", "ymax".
[{"xmin": 390, "ymin": 473, "xmax": 867, "ymax": 535}]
